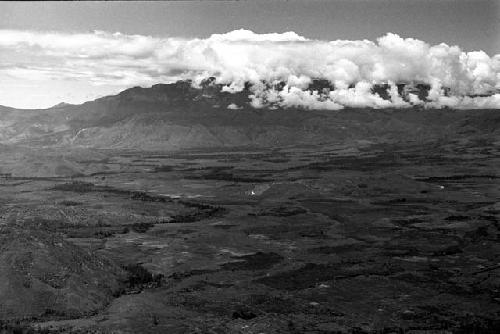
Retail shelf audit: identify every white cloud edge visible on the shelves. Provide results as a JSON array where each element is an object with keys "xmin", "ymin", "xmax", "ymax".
[{"xmin": 0, "ymin": 28, "xmax": 499, "ymax": 109}]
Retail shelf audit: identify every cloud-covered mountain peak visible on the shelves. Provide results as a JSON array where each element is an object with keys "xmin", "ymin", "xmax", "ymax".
[{"xmin": 1, "ymin": 29, "xmax": 499, "ymax": 109}]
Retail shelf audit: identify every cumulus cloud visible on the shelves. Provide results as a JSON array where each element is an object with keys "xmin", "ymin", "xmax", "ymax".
[{"xmin": 0, "ymin": 29, "xmax": 499, "ymax": 109}]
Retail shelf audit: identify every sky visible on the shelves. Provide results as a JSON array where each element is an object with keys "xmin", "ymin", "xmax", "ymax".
[{"xmin": 0, "ymin": 0, "xmax": 499, "ymax": 109}]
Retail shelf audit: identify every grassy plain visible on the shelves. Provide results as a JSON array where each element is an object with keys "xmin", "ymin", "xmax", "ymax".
[{"xmin": 0, "ymin": 135, "xmax": 499, "ymax": 333}]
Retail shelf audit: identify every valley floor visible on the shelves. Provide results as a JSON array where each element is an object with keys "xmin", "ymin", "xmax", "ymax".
[{"xmin": 1, "ymin": 136, "xmax": 500, "ymax": 333}]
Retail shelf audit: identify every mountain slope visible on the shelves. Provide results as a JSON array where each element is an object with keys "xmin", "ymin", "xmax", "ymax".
[{"xmin": 0, "ymin": 80, "xmax": 498, "ymax": 150}]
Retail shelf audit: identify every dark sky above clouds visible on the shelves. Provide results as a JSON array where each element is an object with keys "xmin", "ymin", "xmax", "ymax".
[{"xmin": 0, "ymin": 0, "xmax": 498, "ymax": 109}]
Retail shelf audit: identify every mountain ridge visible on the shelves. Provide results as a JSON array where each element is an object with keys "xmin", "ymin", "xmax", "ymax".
[{"xmin": 0, "ymin": 79, "xmax": 498, "ymax": 150}]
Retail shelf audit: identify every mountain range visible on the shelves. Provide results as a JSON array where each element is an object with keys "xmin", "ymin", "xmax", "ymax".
[{"xmin": 0, "ymin": 79, "xmax": 498, "ymax": 151}]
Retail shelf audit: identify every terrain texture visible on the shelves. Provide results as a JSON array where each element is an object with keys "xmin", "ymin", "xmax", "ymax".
[{"xmin": 0, "ymin": 82, "xmax": 499, "ymax": 333}]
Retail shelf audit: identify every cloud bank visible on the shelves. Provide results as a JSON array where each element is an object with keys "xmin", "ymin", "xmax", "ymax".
[{"xmin": 0, "ymin": 29, "xmax": 499, "ymax": 109}]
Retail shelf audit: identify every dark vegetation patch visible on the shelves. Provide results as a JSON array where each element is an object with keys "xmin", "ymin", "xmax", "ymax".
[
  {"xmin": 244, "ymin": 294, "xmax": 299, "ymax": 314},
  {"xmin": 445, "ymin": 215, "xmax": 471, "ymax": 221},
  {"xmin": 58, "ymin": 200, "xmax": 82, "ymax": 206},
  {"xmin": 53, "ymin": 181, "xmax": 95, "ymax": 192},
  {"xmin": 479, "ymin": 215, "xmax": 499, "ymax": 223},
  {"xmin": 185, "ymin": 167, "xmax": 271, "ymax": 183},
  {"xmin": 178, "ymin": 200, "xmax": 219, "ymax": 210},
  {"xmin": 300, "ymin": 198, "xmax": 413, "ymax": 222},
  {"xmin": 403, "ymin": 308, "xmax": 500, "ymax": 334},
  {"xmin": 2, "ymin": 176, "xmax": 62, "ymax": 182},
  {"xmin": 64, "ymin": 226, "xmax": 121, "ymax": 239},
  {"xmin": 221, "ymin": 252, "xmax": 283, "ymax": 271},
  {"xmin": 168, "ymin": 205, "xmax": 226, "ymax": 224},
  {"xmin": 372, "ymin": 197, "xmax": 410, "ymax": 205},
  {"xmin": 129, "ymin": 191, "xmax": 169, "ymax": 202},
  {"xmin": 245, "ymin": 223, "xmax": 328, "ymax": 239},
  {"xmin": 211, "ymin": 224, "xmax": 235, "ymax": 230},
  {"xmin": 77, "ymin": 157, "xmax": 110, "ymax": 164},
  {"xmin": 53, "ymin": 182, "xmax": 171, "ymax": 203},
  {"xmin": 383, "ymin": 231, "xmax": 464, "ymax": 257},
  {"xmin": 41, "ymin": 309, "xmax": 67, "ymax": 317},
  {"xmin": 262, "ymin": 158, "xmax": 290, "ymax": 163},
  {"xmin": 186, "ymin": 280, "xmax": 234, "ymax": 291},
  {"xmin": 464, "ymin": 224, "xmax": 497, "ymax": 241},
  {"xmin": 256, "ymin": 262, "xmax": 404, "ymax": 290},
  {"xmin": 168, "ymin": 269, "xmax": 217, "ymax": 280},
  {"xmin": 120, "ymin": 264, "xmax": 164, "ymax": 293},
  {"xmin": 130, "ymin": 222, "xmax": 154, "ymax": 233},
  {"xmin": 155, "ymin": 228, "xmax": 197, "ymax": 236},
  {"xmin": 370, "ymin": 198, "xmax": 433, "ymax": 212},
  {"xmin": 92, "ymin": 230, "xmax": 115, "ymax": 238},
  {"xmin": 176, "ymin": 229, "xmax": 196, "ymax": 234},
  {"xmin": 391, "ymin": 217, "xmax": 427, "ymax": 226},
  {"xmin": 458, "ymin": 202, "xmax": 496, "ymax": 211},
  {"xmin": 392, "ymin": 269, "xmax": 455, "ymax": 288},
  {"xmin": 231, "ymin": 308, "xmax": 257, "ymax": 320},
  {"xmin": 453, "ymin": 316, "xmax": 500, "ymax": 334},
  {"xmin": 250, "ymin": 205, "xmax": 307, "ymax": 217},
  {"xmin": 25, "ymin": 218, "xmax": 129, "ymax": 240},
  {"xmin": 288, "ymin": 154, "xmax": 407, "ymax": 172},
  {"xmin": 172, "ymin": 294, "xmax": 238, "ymax": 316},
  {"xmin": 432, "ymin": 245, "xmax": 463, "ymax": 256},
  {"xmin": 153, "ymin": 165, "xmax": 175, "ymax": 172},
  {"xmin": 418, "ymin": 174, "xmax": 499, "ymax": 182},
  {"xmin": 255, "ymin": 263, "xmax": 337, "ymax": 290},
  {"xmin": 194, "ymin": 173, "xmax": 270, "ymax": 183},
  {"xmin": 182, "ymin": 166, "xmax": 234, "ymax": 172},
  {"xmin": 308, "ymin": 244, "xmax": 362, "ymax": 254}
]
